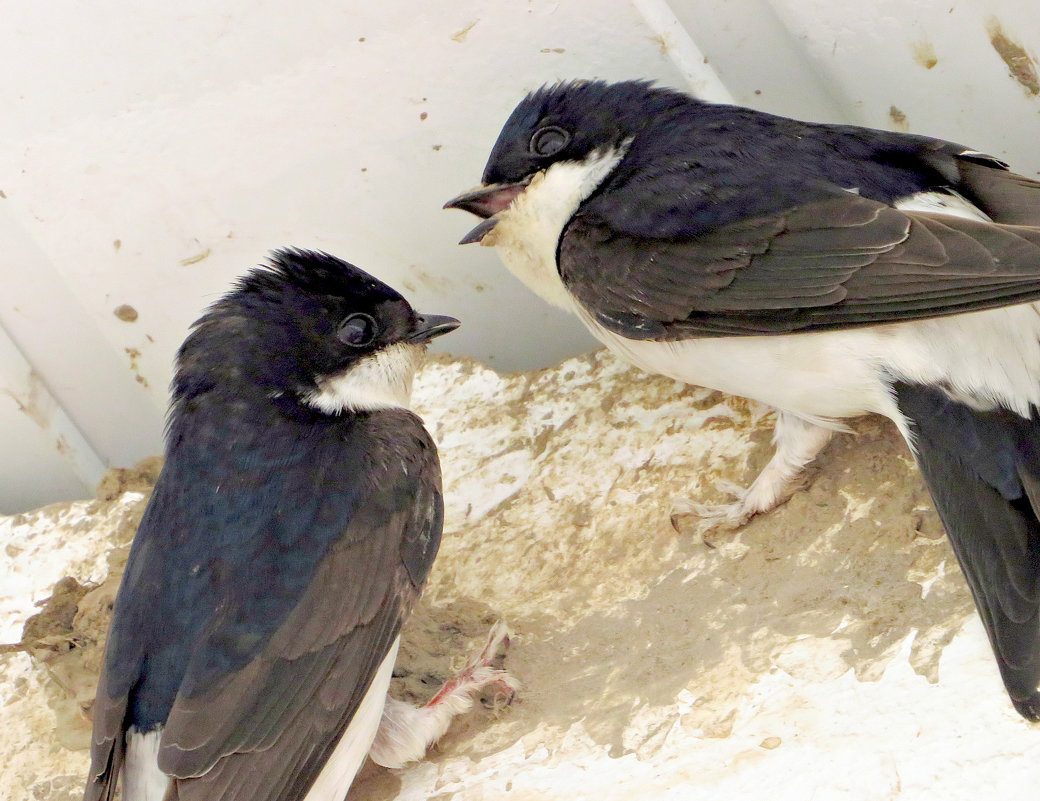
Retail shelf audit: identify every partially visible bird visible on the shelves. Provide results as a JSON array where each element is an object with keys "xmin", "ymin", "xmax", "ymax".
[
  {"xmin": 83, "ymin": 249, "xmax": 516, "ymax": 801},
  {"xmin": 445, "ymin": 79, "xmax": 1040, "ymax": 720}
]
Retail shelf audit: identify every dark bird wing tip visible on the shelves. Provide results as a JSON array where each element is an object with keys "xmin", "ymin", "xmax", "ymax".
[{"xmin": 1011, "ymin": 693, "xmax": 1040, "ymax": 722}]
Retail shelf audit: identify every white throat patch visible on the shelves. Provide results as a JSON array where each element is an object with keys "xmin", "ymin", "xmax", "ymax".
[
  {"xmin": 485, "ymin": 142, "xmax": 630, "ymax": 310},
  {"xmin": 304, "ymin": 343, "xmax": 425, "ymax": 414}
]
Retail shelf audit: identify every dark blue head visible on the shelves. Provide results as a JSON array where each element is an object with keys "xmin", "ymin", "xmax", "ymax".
[
  {"xmin": 173, "ymin": 249, "xmax": 459, "ymax": 411},
  {"xmin": 444, "ymin": 80, "xmax": 691, "ymax": 234},
  {"xmin": 482, "ymin": 80, "xmax": 688, "ymax": 185}
]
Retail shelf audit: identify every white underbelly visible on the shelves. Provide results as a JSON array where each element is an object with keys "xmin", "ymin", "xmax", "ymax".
[
  {"xmin": 584, "ymin": 313, "xmax": 888, "ymax": 421},
  {"xmin": 580, "ymin": 302, "xmax": 1040, "ymax": 423}
]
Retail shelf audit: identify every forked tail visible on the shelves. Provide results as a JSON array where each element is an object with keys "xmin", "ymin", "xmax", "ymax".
[{"xmin": 894, "ymin": 381, "xmax": 1040, "ymax": 720}]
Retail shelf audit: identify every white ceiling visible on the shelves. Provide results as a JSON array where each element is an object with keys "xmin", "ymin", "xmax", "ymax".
[{"xmin": 2, "ymin": 0, "xmax": 1038, "ymax": 510}]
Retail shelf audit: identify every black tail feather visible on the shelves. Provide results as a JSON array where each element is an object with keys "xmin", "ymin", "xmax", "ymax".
[{"xmin": 893, "ymin": 381, "xmax": 1040, "ymax": 721}]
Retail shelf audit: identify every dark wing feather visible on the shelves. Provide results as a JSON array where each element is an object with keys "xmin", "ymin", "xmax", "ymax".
[
  {"xmin": 83, "ymin": 408, "xmax": 442, "ymax": 801},
  {"xmin": 954, "ymin": 158, "xmax": 1040, "ymax": 227},
  {"xmin": 165, "ymin": 594, "xmax": 407, "ymax": 801},
  {"xmin": 894, "ymin": 382, "xmax": 1040, "ymax": 720},
  {"xmin": 560, "ymin": 190, "xmax": 1040, "ymax": 340},
  {"xmin": 84, "ymin": 670, "xmax": 126, "ymax": 801}
]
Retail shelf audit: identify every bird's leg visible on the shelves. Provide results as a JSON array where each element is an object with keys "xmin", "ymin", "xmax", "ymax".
[
  {"xmin": 367, "ymin": 621, "xmax": 519, "ymax": 769},
  {"xmin": 674, "ymin": 411, "xmax": 834, "ymax": 531}
]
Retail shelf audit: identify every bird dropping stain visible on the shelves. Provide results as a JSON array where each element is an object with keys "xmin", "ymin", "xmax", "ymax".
[
  {"xmin": 451, "ymin": 20, "xmax": 478, "ymax": 42},
  {"xmin": 180, "ymin": 248, "xmax": 211, "ymax": 266},
  {"xmin": 2, "ymin": 370, "xmax": 49, "ymax": 428},
  {"xmin": 648, "ymin": 34, "xmax": 670, "ymax": 55},
  {"xmin": 410, "ymin": 267, "xmax": 452, "ymax": 293},
  {"xmin": 889, "ymin": 106, "xmax": 909, "ymax": 131},
  {"xmin": 987, "ymin": 19, "xmax": 1040, "ymax": 95},
  {"xmin": 124, "ymin": 347, "xmax": 149, "ymax": 388},
  {"xmin": 911, "ymin": 40, "xmax": 938, "ymax": 69}
]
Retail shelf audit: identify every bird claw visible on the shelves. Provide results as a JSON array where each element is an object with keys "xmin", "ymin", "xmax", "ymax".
[
  {"xmin": 427, "ymin": 621, "xmax": 520, "ymax": 710},
  {"xmin": 469, "ymin": 621, "xmax": 521, "ymax": 706},
  {"xmin": 481, "ymin": 676, "xmax": 521, "ymax": 707},
  {"xmin": 670, "ymin": 478, "xmax": 755, "ymax": 537},
  {"xmin": 369, "ymin": 621, "xmax": 520, "ymax": 769}
]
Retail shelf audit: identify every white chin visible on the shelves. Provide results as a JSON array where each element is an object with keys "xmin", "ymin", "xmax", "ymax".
[{"xmin": 304, "ymin": 342, "xmax": 425, "ymax": 413}]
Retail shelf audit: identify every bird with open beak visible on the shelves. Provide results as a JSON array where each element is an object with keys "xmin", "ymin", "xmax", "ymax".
[
  {"xmin": 83, "ymin": 249, "xmax": 517, "ymax": 801},
  {"xmin": 445, "ymin": 79, "xmax": 1040, "ymax": 721}
]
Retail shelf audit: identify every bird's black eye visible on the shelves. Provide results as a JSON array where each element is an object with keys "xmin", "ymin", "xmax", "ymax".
[
  {"xmin": 529, "ymin": 126, "xmax": 570, "ymax": 157},
  {"xmin": 336, "ymin": 313, "xmax": 378, "ymax": 347}
]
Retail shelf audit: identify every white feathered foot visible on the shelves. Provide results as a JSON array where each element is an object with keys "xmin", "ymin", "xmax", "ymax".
[
  {"xmin": 368, "ymin": 621, "xmax": 519, "ymax": 770},
  {"xmin": 672, "ymin": 411, "xmax": 837, "ymax": 534}
]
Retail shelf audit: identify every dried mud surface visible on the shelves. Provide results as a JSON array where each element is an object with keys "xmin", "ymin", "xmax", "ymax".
[{"xmin": 0, "ymin": 351, "xmax": 1002, "ymax": 801}]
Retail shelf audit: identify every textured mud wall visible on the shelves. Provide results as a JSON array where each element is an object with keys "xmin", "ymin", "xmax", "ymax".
[{"xmin": 1, "ymin": 351, "xmax": 1037, "ymax": 801}]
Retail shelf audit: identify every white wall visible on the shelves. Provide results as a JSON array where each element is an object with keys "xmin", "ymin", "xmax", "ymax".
[{"xmin": 2, "ymin": 0, "xmax": 1039, "ymax": 511}]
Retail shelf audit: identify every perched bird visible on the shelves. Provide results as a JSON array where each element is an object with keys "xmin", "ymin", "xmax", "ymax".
[
  {"xmin": 84, "ymin": 249, "xmax": 516, "ymax": 801},
  {"xmin": 445, "ymin": 80, "xmax": 1040, "ymax": 720}
]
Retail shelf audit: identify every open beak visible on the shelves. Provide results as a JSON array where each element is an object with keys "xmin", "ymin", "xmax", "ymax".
[
  {"xmin": 407, "ymin": 314, "xmax": 461, "ymax": 343},
  {"xmin": 443, "ymin": 180, "xmax": 530, "ymax": 244}
]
